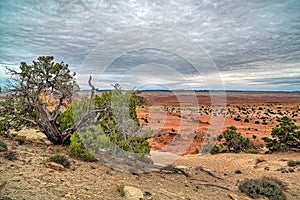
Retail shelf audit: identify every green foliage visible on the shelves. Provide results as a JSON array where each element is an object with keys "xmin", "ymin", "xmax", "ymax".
[
  {"xmin": 93, "ymin": 88, "xmax": 150, "ymax": 155},
  {"xmin": 262, "ymin": 176, "xmax": 288, "ymax": 190},
  {"xmin": 217, "ymin": 134, "xmax": 223, "ymax": 141},
  {"xmin": 222, "ymin": 126, "xmax": 254, "ymax": 153},
  {"xmin": 277, "ymin": 167, "xmax": 288, "ymax": 173},
  {"xmin": 263, "ymin": 117, "xmax": 300, "ymax": 152},
  {"xmin": 287, "ymin": 160, "xmax": 300, "ymax": 167},
  {"xmin": 47, "ymin": 154, "xmax": 71, "ymax": 168},
  {"xmin": 133, "ymin": 93, "xmax": 148, "ymax": 106},
  {"xmin": 129, "ymin": 95, "xmax": 140, "ymax": 126},
  {"xmin": 209, "ymin": 126, "xmax": 255, "ymax": 154},
  {"xmin": 69, "ymin": 132, "xmax": 96, "ymax": 162},
  {"xmin": 55, "ymin": 146, "xmax": 62, "ymax": 153},
  {"xmin": 68, "ymin": 88, "xmax": 151, "ymax": 162},
  {"xmin": 0, "ymin": 56, "xmax": 79, "ymax": 144},
  {"xmin": 239, "ymin": 177, "xmax": 286, "ymax": 200},
  {"xmin": 117, "ymin": 184, "xmax": 125, "ymax": 197},
  {"xmin": 245, "ymin": 148, "xmax": 259, "ymax": 154},
  {"xmin": 288, "ymin": 168, "xmax": 294, "ymax": 172},
  {"xmin": 16, "ymin": 137, "xmax": 25, "ymax": 145},
  {"xmin": 0, "ymin": 139, "xmax": 7, "ymax": 152},
  {"xmin": 210, "ymin": 145, "xmax": 220, "ymax": 154},
  {"xmin": 244, "ymin": 118, "xmax": 249, "ymax": 123},
  {"xmin": 57, "ymin": 107, "xmax": 74, "ymax": 132},
  {"xmin": 90, "ymin": 165, "xmax": 96, "ymax": 169}
]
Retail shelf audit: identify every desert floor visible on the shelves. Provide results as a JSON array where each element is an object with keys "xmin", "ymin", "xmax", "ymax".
[{"xmin": 1, "ymin": 91, "xmax": 300, "ymax": 200}]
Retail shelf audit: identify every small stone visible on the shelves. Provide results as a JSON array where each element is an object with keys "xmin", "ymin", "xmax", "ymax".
[
  {"xmin": 64, "ymin": 192, "xmax": 72, "ymax": 198},
  {"xmin": 123, "ymin": 186, "xmax": 144, "ymax": 200},
  {"xmin": 12, "ymin": 177, "xmax": 21, "ymax": 182},
  {"xmin": 144, "ymin": 191, "xmax": 152, "ymax": 196},
  {"xmin": 45, "ymin": 162, "xmax": 65, "ymax": 171}
]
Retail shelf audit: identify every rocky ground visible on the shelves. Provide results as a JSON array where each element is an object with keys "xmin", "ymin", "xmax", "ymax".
[{"xmin": 1, "ymin": 133, "xmax": 300, "ymax": 200}]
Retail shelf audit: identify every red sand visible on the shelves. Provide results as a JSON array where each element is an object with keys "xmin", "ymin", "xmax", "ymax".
[{"xmin": 136, "ymin": 91, "xmax": 300, "ymax": 154}]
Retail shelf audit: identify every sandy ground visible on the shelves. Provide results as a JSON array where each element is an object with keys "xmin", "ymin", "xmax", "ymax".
[{"xmin": 1, "ymin": 134, "xmax": 300, "ymax": 200}]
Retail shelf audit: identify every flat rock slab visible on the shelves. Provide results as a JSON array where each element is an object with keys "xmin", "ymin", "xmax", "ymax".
[{"xmin": 45, "ymin": 162, "xmax": 65, "ymax": 171}]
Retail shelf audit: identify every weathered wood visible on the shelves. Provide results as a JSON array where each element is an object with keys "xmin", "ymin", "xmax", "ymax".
[
  {"xmin": 195, "ymin": 166, "xmax": 224, "ymax": 180},
  {"xmin": 157, "ymin": 166, "xmax": 191, "ymax": 178},
  {"xmin": 196, "ymin": 183, "xmax": 230, "ymax": 191}
]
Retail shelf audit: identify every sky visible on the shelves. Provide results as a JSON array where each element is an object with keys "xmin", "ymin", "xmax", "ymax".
[{"xmin": 0, "ymin": 0, "xmax": 299, "ymax": 91}]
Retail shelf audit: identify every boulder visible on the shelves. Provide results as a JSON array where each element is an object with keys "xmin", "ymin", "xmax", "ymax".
[
  {"xmin": 45, "ymin": 162, "xmax": 65, "ymax": 171},
  {"xmin": 124, "ymin": 186, "xmax": 144, "ymax": 200}
]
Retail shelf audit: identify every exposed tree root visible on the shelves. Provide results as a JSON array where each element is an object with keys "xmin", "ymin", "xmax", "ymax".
[
  {"xmin": 195, "ymin": 166, "xmax": 224, "ymax": 180},
  {"xmin": 195, "ymin": 183, "xmax": 230, "ymax": 191}
]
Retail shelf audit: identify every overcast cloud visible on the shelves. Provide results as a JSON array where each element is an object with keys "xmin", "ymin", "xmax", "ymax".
[{"xmin": 0, "ymin": 0, "xmax": 299, "ymax": 91}]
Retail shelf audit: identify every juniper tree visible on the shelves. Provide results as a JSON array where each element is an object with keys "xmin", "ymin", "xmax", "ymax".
[{"xmin": 0, "ymin": 56, "xmax": 106, "ymax": 144}]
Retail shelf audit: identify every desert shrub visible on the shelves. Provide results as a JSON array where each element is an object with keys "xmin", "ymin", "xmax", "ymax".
[
  {"xmin": 261, "ymin": 176, "xmax": 288, "ymax": 191},
  {"xmin": 288, "ymin": 168, "xmax": 294, "ymax": 172},
  {"xmin": 133, "ymin": 93, "xmax": 147, "ymax": 106},
  {"xmin": 287, "ymin": 160, "xmax": 300, "ymax": 167},
  {"xmin": 277, "ymin": 167, "xmax": 288, "ymax": 173},
  {"xmin": 235, "ymin": 169, "xmax": 242, "ymax": 174},
  {"xmin": 69, "ymin": 132, "xmax": 96, "ymax": 162},
  {"xmin": 264, "ymin": 166, "xmax": 270, "ymax": 170},
  {"xmin": 0, "ymin": 139, "xmax": 7, "ymax": 152},
  {"xmin": 244, "ymin": 118, "xmax": 249, "ymax": 123},
  {"xmin": 222, "ymin": 126, "xmax": 254, "ymax": 153},
  {"xmin": 262, "ymin": 117, "xmax": 300, "ymax": 152},
  {"xmin": 238, "ymin": 178, "xmax": 286, "ymax": 200},
  {"xmin": 47, "ymin": 154, "xmax": 70, "ymax": 168},
  {"xmin": 55, "ymin": 146, "xmax": 62, "ymax": 153},
  {"xmin": 209, "ymin": 145, "xmax": 220, "ymax": 154},
  {"xmin": 255, "ymin": 121, "xmax": 260, "ymax": 124},
  {"xmin": 234, "ymin": 117, "xmax": 241, "ymax": 121},
  {"xmin": 117, "ymin": 184, "xmax": 125, "ymax": 197},
  {"xmin": 16, "ymin": 137, "xmax": 25, "ymax": 145},
  {"xmin": 66, "ymin": 89, "xmax": 150, "ymax": 162},
  {"xmin": 217, "ymin": 134, "xmax": 223, "ymax": 141},
  {"xmin": 5, "ymin": 150, "xmax": 18, "ymax": 161},
  {"xmin": 201, "ymin": 143, "xmax": 215, "ymax": 154},
  {"xmin": 245, "ymin": 148, "xmax": 259, "ymax": 154},
  {"xmin": 93, "ymin": 90, "xmax": 151, "ymax": 155},
  {"xmin": 90, "ymin": 165, "xmax": 96, "ymax": 169}
]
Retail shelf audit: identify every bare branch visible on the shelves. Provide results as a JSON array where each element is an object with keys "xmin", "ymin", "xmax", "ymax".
[{"xmin": 88, "ymin": 75, "xmax": 95, "ymax": 111}]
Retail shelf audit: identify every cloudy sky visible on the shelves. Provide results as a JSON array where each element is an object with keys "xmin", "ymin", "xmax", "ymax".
[{"xmin": 0, "ymin": 0, "xmax": 299, "ymax": 91}]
